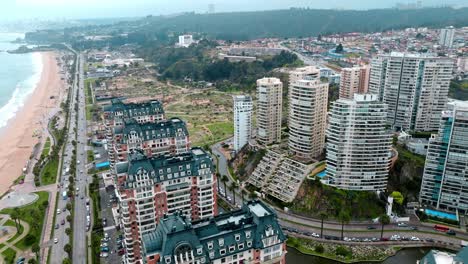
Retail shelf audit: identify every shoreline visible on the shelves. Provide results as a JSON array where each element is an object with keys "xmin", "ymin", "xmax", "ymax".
[{"xmin": 0, "ymin": 51, "xmax": 64, "ymax": 195}]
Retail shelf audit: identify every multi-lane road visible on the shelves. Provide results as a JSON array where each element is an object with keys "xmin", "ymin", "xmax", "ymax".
[{"xmin": 72, "ymin": 53, "xmax": 92, "ymax": 264}]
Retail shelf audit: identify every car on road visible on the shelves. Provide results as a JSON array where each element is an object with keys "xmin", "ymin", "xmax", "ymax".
[
  {"xmin": 397, "ymin": 222, "xmax": 408, "ymax": 227},
  {"xmin": 410, "ymin": 236, "xmax": 420, "ymax": 241},
  {"xmin": 410, "ymin": 226, "xmax": 418, "ymax": 230},
  {"xmin": 100, "ymin": 243, "xmax": 108, "ymax": 247},
  {"xmin": 57, "ymin": 209, "xmax": 61, "ymax": 215},
  {"xmin": 311, "ymin": 233, "xmax": 320, "ymax": 238},
  {"xmin": 100, "ymin": 252, "xmax": 108, "ymax": 258},
  {"xmin": 61, "ymin": 219, "xmax": 65, "ymax": 225},
  {"xmin": 447, "ymin": 230, "xmax": 456, "ymax": 236},
  {"xmin": 102, "ymin": 218, "xmax": 107, "ymax": 226},
  {"xmin": 55, "ymin": 224, "xmax": 59, "ymax": 229},
  {"xmin": 101, "ymin": 247, "xmax": 109, "ymax": 252},
  {"xmin": 54, "ymin": 238, "xmax": 58, "ymax": 244},
  {"xmin": 367, "ymin": 226, "xmax": 376, "ymax": 230}
]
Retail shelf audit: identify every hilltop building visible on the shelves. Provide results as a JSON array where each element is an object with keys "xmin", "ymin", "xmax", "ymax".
[
  {"xmin": 178, "ymin": 35, "xmax": 194, "ymax": 48},
  {"xmin": 326, "ymin": 94, "xmax": 392, "ymax": 191},
  {"xmin": 288, "ymin": 79, "xmax": 329, "ymax": 160},
  {"xmin": 110, "ymin": 118, "xmax": 190, "ymax": 163},
  {"xmin": 369, "ymin": 52, "xmax": 453, "ymax": 132},
  {"xmin": 256, "ymin": 77, "xmax": 283, "ymax": 145},
  {"xmin": 142, "ymin": 200, "xmax": 287, "ymax": 264},
  {"xmin": 115, "ymin": 148, "xmax": 218, "ymax": 263},
  {"xmin": 419, "ymin": 100, "xmax": 468, "ymax": 214},
  {"xmin": 339, "ymin": 65, "xmax": 370, "ymax": 99},
  {"xmin": 233, "ymin": 95, "xmax": 253, "ymax": 152}
]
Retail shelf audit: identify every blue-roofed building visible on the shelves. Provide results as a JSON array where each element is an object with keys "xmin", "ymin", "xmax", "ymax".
[
  {"xmin": 141, "ymin": 200, "xmax": 287, "ymax": 264},
  {"xmin": 115, "ymin": 148, "xmax": 218, "ymax": 263}
]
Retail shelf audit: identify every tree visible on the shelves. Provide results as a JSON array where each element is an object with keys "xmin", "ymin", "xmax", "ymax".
[
  {"xmin": 319, "ymin": 212, "xmax": 328, "ymax": 238},
  {"xmin": 241, "ymin": 189, "xmax": 247, "ymax": 204},
  {"xmin": 220, "ymin": 175, "xmax": 229, "ymax": 197},
  {"xmin": 66, "ymin": 203, "xmax": 72, "ymax": 211},
  {"xmin": 64, "ymin": 243, "xmax": 72, "ymax": 256},
  {"xmin": 390, "ymin": 191, "xmax": 404, "ymax": 205},
  {"xmin": 379, "ymin": 214, "xmax": 391, "ymax": 239},
  {"xmin": 10, "ymin": 209, "xmax": 20, "ymax": 233},
  {"xmin": 65, "ymin": 228, "xmax": 72, "ymax": 236},
  {"xmin": 338, "ymin": 211, "xmax": 351, "ymax": 240},
  {"xmin": 230, "ymin": 182, "xmax": 239, "ymax": 204},
  {"xmin": 32, "ymin": 243, "xmax": 40, "ymax": 260},
  {"xmin": 315, "ymin": 244, "xmax": 324, "ymax": 254},
  {"xmin": 62, "ymin": 258, "xmax": 72, "ymax": 264},
  {"xmin": 335, "ymin": 43, "xmax": 344, "ymax": 53},
  {"xmin": 41, "ymin": 200, "xmax": 49, "ymax": 209}
]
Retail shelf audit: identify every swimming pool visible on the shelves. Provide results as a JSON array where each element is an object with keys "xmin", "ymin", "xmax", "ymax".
[
  {"xmin": 316, "ymin": 170, "xmax": 327, "ymax": 178},
  {"xmin": 425, "ymin": 209, "xmax": 457, "ymax": 221}
]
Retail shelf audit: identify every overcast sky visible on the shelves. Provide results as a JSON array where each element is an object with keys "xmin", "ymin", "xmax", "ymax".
[{"xmin": 2, "ymin": 0, "xmax": 467, "ymax": 20}]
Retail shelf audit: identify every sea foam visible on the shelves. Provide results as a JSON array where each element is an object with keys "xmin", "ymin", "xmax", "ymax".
[{"xmin": 0, "ymin": 52, "xmax": 43, "ymax": 128}]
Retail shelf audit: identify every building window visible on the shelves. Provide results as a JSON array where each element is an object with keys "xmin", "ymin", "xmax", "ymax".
[
  {"xmin": 229, "ymin": 245, "xmax": 235, "ymax": 253},
  {"xmin": 197, "ymin": 247, "xmax": 203, "ymax": 255},
  {"xmin": 207, "ymin": 242, "xmax": 213, "ymax": 250},
  {"xmin": 165, "ymin": 256, "xmax": 171, "ymax": 263},
  {"xmin": 247, "ymin": 241, "xmax": 252, "ymax": 247},
  {"xmin": 209, "ymin": 251, "xmax": 214, "ymax": 258},
  {"xmin": 238, "ymin": 243, "xmax": 244, "ymax": 250},
  {"xmin": 220, "ymin": 249, "xmax": 226, "ymax": 255},
  {"xmin": 235, "ymin": 234, "xmax": 240, "ymax": 241},
  {"xmin": 221, "ymin": 258, "xmax": 226, "ymax": 263},
  {"xmin": 219, "ymin": 238, "xmax": 224, "ymax": 247},
  {"xmin": 245, "ymin": 231, "xmax": 251, "ymax": 239}
]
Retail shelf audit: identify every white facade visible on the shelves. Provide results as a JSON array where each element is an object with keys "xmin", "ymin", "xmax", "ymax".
[
  {"xmin": 178, "ymin": 35, "xmax": 194, "ymax": 47},
  {"xmin": 326, "ymin": 94, "xmax": 392, "ymax": 191},
  {"xmin": 439, "ymin": 26, "xmax": 455, "ymax": 48},
  {"xmin": 288, "ymin": 79, "xmax": 328, "ymax": 160},
  {"xmin": 256, "ymin": 77, "xmax": 283, "ymax": 145},
  {"xmin": 369, "ymin": 52, "xmax": 453, "ymax": 132},
  {"xmin": 233, "ymin": 95, "xmax": 253, "ymax": 152}
]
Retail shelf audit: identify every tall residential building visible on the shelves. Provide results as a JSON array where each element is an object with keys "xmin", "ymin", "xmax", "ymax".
[
  {"xmin": 256, "ymin": 77, "xmax": 283, "ymax": 145},
  {"xmin": 326, "ymin": 94, "xmax": 392, "ymax": 191},
  {"xmin": 339, "ymin": 65, "xmax": 370, "ymax": 99},
  {"xmin": 103, "ymin": 99, "xmax": 165, "ymax": 127},
  {"xmin": 288, "ymin": 79, "xmax": 329, "ymax": 160},
  {"xmin": 142, "ymin": 200, "xmax": 287, "ymax": 264},
  {"xmin": 368, "ymin": 52, "xmax": 453, "ymax": 132},
  {"xmin": 233, "ymin": 95, "xmax": 253, "ymax": 152},
  {"xmin": 115, "ymin": 148, "xmax": 218, "ymax": 263},
  {"xmin": 419, "ymin": 100, "xmax": 468, "ymax": 214},
  {"xmin": 110, "ymin": 118, "xmax": 190, "ymax": 163},
  {"xmin": 439, "ymin": 26, "xmax": 455, "ymax": 48},
  {"xmin": 289, "ymin": 66, "xmax": 320, "ymax": 83}
]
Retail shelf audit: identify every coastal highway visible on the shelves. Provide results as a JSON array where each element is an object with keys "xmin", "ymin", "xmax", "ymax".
[
  {"xmin": 49, "ymin": 49, "xmax": 79, "ymax": 263},
  {"xmin": 72, "ymin": 53, "xmax": 91, "ymax": 264}
]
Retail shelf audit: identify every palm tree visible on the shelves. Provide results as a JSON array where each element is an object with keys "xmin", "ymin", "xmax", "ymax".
[
  {"xmin": 338, "ymin": 211, "xmax": 351, "ymax": 240},
  {"xmin": 241, "ymin": 189, "xmax": 247, "ymax": 204},
  {"xmin": 10, "ymin": 209, "xmax": 19, "ymax": 233},
  {"xmin": 379, "ymin": 214, "xmax": 390, "ymax": 239},
  {"xmin": 230, "ymin": 182, "xmax": 239, "ymax": 204},
  {"xmin": 319, "ymin": 212, "xmax": 328, "ymax": 238},
  {"xmin": 221, "ymin": 175, "xmax": 228, "ymax": 197}
]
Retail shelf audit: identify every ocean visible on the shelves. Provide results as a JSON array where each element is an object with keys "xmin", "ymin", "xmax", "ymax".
[{"xmin": 0, "ymin": 32, "xmax": 43, "ymax": 129}]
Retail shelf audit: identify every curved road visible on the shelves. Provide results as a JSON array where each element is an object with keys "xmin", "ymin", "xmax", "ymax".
[{"xmin": 211, "ymin": 140, "xmax": 468, "ymax": 246}]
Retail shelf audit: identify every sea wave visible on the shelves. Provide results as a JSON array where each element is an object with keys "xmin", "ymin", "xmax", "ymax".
[{"xmin": 0, "ymin": 52, "xmax": 43, "ymax": 128}]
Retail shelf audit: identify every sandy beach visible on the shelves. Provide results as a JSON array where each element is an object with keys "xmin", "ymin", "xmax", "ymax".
[{"xmin": 0, "ymin": 52, "xmax": 64, "ymax": 195}]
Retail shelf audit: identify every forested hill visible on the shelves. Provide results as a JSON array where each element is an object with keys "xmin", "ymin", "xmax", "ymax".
[{"xmin": 138, "ymin": 7, "xmax": 468, "ymax": 40}]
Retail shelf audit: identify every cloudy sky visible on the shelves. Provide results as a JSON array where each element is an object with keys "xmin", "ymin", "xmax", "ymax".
[{"xmin": 2, "ymin": 0, "xmax": 467, "ymax": 20}]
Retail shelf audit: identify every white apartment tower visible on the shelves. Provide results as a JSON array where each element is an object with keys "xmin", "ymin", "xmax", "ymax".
[
  {"xmin": 256, "ymin": 77, "xmax": 283, "ymax": 145},
  {"xmin": 288, "ymin": 79, "xmax": 328, "ymax": 160},
  {"xmin": 178, "ymin": 35, "xmax": 194, "ymax": 47},
  {"xmin": 369, "ymin": 52, "xmax": 453, "ymax": 132},
  {"xmin": 339, "ymin": 65, "xmax": 370, "ymax": 99},
  {"xmin": 439, "ymin": 26, "xmax": 455, "ymax": 48},
  {"xmin": 326, "ymin": 94, "xmax": 392, "ymax": 191},
  {"xmin": 233, "ymin": 95, "xmax": 253, "ymax": 152},
  {"xmin": 419, "ymin": 100, "xmax": 468, "ymax": 214}
]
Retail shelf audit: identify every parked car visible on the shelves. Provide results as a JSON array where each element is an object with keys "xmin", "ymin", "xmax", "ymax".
[
  {"xmin": 367, "ymin": 226, "xmax": 377, "ymax": 230},
  {"xmin": 118, "ymin": 248, "xmax": 125, "ymax": 256},
  {"xmin": 57, "ymin": 209, "xmax": 61, "ymax": 215},
  {"xmin": 55, "ymin": 224, "xmax": 59, "ymax": 229},
  {"xmin": 100, "ymin": 252, "xmax": 108, "ymax": 258},
  {"xmin": 410, "ymin": 226, "xmax": 418, "ymax": 230},
  {"xmin": 397, "ymin": 222, "xmax": 408, "ymax": 227},
  {"xmin": 54, "ymin": 238, "xmax": 58, "ymax": 244},
  {"xmin": 16, "ymin": 257, "xmax": 25, "ymax": 264},
  {"xmin": 101, "ymin": 247, "xmax": 109, "ymax": 252},
  {"xmin": 447, "ymin": 230, "xmax": 456, "ymax": 236}
]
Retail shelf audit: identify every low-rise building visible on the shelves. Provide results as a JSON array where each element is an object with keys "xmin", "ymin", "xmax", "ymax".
[
  {"xmin": 248, "ymin": 149, "xmax": 314, "ymax": 203},
  {"xmin": 115, "ymin": 148, "xmax": 218, "ymax": 263},
  {"xmin": 142, "ymin": 200, "xmax": 287, "ymax": 264},
  {"xmin": 111, "ymin": 118, "xmax": 190, "ymax": 163}
]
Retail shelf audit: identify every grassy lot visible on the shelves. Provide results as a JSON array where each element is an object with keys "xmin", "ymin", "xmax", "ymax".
[
  {"xmin": 42, "ymin": 137, "xmax": 51, "ymax": 157},
  {"xmin": 2, "ymin": 247, "xmax": 16, "ymax": 264},
  {"xmin": 84, "ymin": 79, "xmax": 95, "ymax": 121},
  {"xmin": 40, "ymin": 157, "xmax": 59, "ymax": 186},
  {"xmin": 87, "ymin": 150, "xmax": 95, "ymax": 163},
  {"xmin": 6, "ymin": 225, "xmax": 24, "ymax": 243},
  {"xmin": 0, "ymin": 191, "xmax": 49, "ymax": 251}
]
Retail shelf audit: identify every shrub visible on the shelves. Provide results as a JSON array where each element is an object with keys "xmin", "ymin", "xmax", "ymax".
[
  {"xmin": 24, "ymin": 234, "xmax": 36, "ymax": 246},
  {"xmin": 315, "ymin": 244, "xmax": 324, "ymax": 254},
  {"xmin": 336, "ymin": 246, "xmax": 352, "ymax": 257}
]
